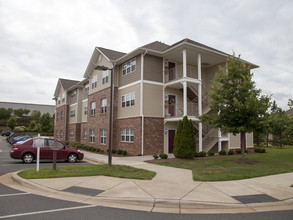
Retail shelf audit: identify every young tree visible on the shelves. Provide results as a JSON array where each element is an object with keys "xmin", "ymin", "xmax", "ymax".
[
  {"xmin": 173, "ymin": 116, "xmax": 196, "ymax": 159},
  {"xmin": 202, "ymin": 54, "xmax": 270, "ymax": 159},
  {"xmin": 40, "ymin": 113, "xmax": 53, "ymax": 132},
  {"xmin": 7, "ymin": 116, "xmax": 17, "ymax": 131},
  {"xmin": 31, "ymin": 110, "xmax": 41, "ymax": 122}
]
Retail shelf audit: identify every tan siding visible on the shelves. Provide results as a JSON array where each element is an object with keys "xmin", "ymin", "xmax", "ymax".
[
  {"xmin": 143, "ymin": 83, "xmax": 163, "ymax": 117},
  {"xmin": 144, "ymin": 55, "xmax": 163, "ymax": 82},
  {"xmin": 246, "ymin": 133, "xmax": 253, "ymax": 147},
  {"xmin": 230, "ymin": 134, "xmax": 240, "ymax": 149},
  {"xmin": 203, "ymin": 62, "xmax": 226, "ymax": 92},
  {"xmin": 69, "ymin": 89, "xmax": 77, "ymax": 105},
  {"xmin": 117, "ymin": 84, "xmax": 140, "ymax": 119},
  {"xmin": 76, "ymin": 87, "xmax": 83, "ymax": 123},
  {"xmin": 56, "ymin": 87, "xmax": 67, "ymax": 107},
  {"xmin": 164, "ymin": 88, "xmax": 183, "ymax": 117},
  {"xmin": 119, "ymin": 55, "xmax": 141, "ymax": 87},
  {"xmin": 69, "ymin": 105, "xmax": 77, "ymax": 124},
  {"xmin": 81, "ymin": 100, "xmax": 88, "ymax": 122}
]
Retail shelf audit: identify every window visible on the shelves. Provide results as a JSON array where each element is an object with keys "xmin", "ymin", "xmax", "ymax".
[
  {"xmin": 60, "ymin": 130, "xmax": 63, "ymax": 138},
  {"xmin": 85, "ymin": 83, "xmax": 89, "ymax": 92},
  {"xmin": 70, "ymin": 110, "xmax": 75, "ymax": 117},
  {"xmin": 90, "ymin": 129, "xmax": 95, "ymax": 143},
  {"xmin": 69, "ymin": 130, "xmax": 74, "ymax": 138},
  {"xmin": 62, "ymin": 93, "xmax": 65, "ymax": 102},
  {"xmin": 122, "ymin": 58, "xmax": 136, "ymax": 76},
  {"xmin": 56, "ymin": 129, "xmax": 59, "ymax": 138},
  {"xmin": 83, "ymin": 129, "xmax": 87, "ymax": 139},
  {"xmin": 56, "ymin": 112, "xmax": 59, "ymax": 121},
  {"xmin": 71, "ymin": 90, "xmax": 77, "ymax": 98},
  {"xmin": 61, "ymin": 111, "xmax": 64, "ymax": 120},
  {"xmin": 57, "ymin": 97, "xmax": 61, "ymax": 104},
  {"xmin": 84, "ymin": 106, "xmax": 88, "ymax": 115},
  {"xmin": 100, "ymin": 129, "xmax": 106, "ymax": 144},
  {"xmin": 101, "ymin": 98, "xmax": 107, "ymax": 114},
  {"xmin": 122, "ymin": 92, "xmax": 135, "ymax": 108},
  {"xmin": 102, "ymin": 70, "xmax": 109, "ymax": 84},
  {"xmin": 90, "ymin": 102, "xmax": 96, "ymax": 115},
  {"xmin": 121, "ymin": 128, "xmax": 134, "ymax": 142},
  {"xmin": 92, "ymin": 74, "xmax": 97, "ymax": 89}
]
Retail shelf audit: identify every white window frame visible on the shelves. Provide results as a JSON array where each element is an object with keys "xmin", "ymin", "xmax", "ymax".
[
  {"xmin": 56, "ymin": 129, "xmax": 59, "ymax": 138},
  {"xmin": 101, "ymin": 98, "xmax": 107, "ymax": 114},
  {"xmin": 83, "ymin": 129, "xmax": 87, "ymax": 139},
  {"xmin": 102, "ymin": 70, "xmax": 109, "ymax": 84},
  {"xmin": 61, "ymin": 111, "xmax": 64, "ymax": 120},
  {"xmin": 90, "ymin": 102, "xmax": 96, "ymax": 116},
  {"xmin": 58, "ymin": 97, "xmax": 61, "ymax": 104},
  {"xmin": 60, "ymin": 130, "xmax": 63, "ymax": 138},
  {"xmin": 100, "ymin": 129, "xmax": 106, "ymax": 145},
  {"xmin": 62, "ymin": 93, "xmax": 65, "ymax": 102},
  {"xmin": 90, "ymin": 129, "xmax": 95, "ymax": 143},
  {"xmin": 69, "ymin": 129, "xmax": 74, "ymax": 138},
  {"xmin": 56, "ymin": 112, "xmax": 59, "ymax": 121},
  {"xmin": 84, "ymin": 106, "xmax": 88, "ymax": 115},
  {"xmin": 70, "ymin": 110, "xmax": 75, "ymax": 117},
  {"xmin": 92, "ymin": 74, "xmax": 97, "ymax": 89},
  {"xmin": 122, "ymin": 58, "xmax": 136, "ymax": 76},
  {"xmin": 122, "ymin": 92, "xmax": 135, "ymax": 108},
  {"xmin": 85, "ymin": 83, "xmax": 89, "ymax": 92},
  {"xmin": 71, "ymin": 90, "xmax": 77, "ymax": 98},
  {"xmin": 121, "ymin": 128, "xmax": 134, "ymax": 142}
]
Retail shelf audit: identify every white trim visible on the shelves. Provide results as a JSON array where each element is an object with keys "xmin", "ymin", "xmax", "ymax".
[
  {"xmin": 96, "ymin": 47, "xmax": 110, "ymax": 62},
  {"xmin": 118, "ymin": 80, "xmax": 141, "ymax": 90},
  {"xmin": 82, "ymin": 99, "xmax": 88, "ymax": 102},
  {"xmin": 69, "ymin": 103, "xmax": 77, "ymax": 107},
  {"xmin": 143, "ymin": 80, "xmax": 164, "ymax": 86}
]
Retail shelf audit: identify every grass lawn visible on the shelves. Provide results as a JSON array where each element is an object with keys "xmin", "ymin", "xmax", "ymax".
[
  {"xmin": 18, "ymin": 164, "xmax": 156, "ymax": 180},
  {"xmin": 148, "ymin": 146, "xmax": 293, "ymax": 181}
]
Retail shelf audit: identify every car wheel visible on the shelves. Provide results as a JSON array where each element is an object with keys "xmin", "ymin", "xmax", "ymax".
[
  {"xmin": 68, "ymin": 153, "xmax": 77, "ymax": 163},
  {"xmin": 22, "ymin": 153, "xmax": 34, "ymax": 164}
]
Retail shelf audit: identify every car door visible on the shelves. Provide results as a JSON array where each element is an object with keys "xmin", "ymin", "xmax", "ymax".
[{"xmin": 40, "ymin": 139, "xmax": 54, "ymax": 159}]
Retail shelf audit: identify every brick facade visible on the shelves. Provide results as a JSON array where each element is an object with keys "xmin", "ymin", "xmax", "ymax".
[
  {"xmin": 67, "ymin": 123, "xmax": 81, "ymax": 142},
  {"xmin": 55, "ymin": 105, "xmax": 67, "ymax": 141}
]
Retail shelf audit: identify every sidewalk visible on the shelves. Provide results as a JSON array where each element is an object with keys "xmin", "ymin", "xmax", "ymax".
[{"xmin": 2, "ymin": 151, "xmax": 293, "ymax": 214}]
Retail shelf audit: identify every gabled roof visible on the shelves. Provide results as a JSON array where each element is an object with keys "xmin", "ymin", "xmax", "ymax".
[
  {"xmin": 141, "ymin": 41, "xmax": 170, "ymax": 52},
  {"xmin": 97, "ymin": 47, "xmax": 126, "ymax": 61},
  {"xmin": 53, "ymin": 78, "xmax": 80, "ymax": 98}
]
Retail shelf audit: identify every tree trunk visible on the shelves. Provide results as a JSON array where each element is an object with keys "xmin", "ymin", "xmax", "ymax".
[{"xmin": 240, "ymin": 132, "xmax": 246, "ymax": 160}]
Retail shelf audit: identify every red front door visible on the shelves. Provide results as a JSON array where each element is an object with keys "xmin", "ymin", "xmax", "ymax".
[{"xmin": 168, "ymin": 130, "xmax": 176, "ymax": 153}]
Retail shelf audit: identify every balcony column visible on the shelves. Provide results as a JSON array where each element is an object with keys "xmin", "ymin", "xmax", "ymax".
[
  {"xmin": 182, "ymin": 49, "xmax": 187, "ymax": 78},
  {"xmin": 182, "ymin": 81, "xmax": 187, "ymax": 116},
  {"xmin": 218, "ymin": 129, "xmax": 222, "ymax": 152},
  {"xmin": 198, "ymin": 53, "xmax": 203, "ymax": 152}
]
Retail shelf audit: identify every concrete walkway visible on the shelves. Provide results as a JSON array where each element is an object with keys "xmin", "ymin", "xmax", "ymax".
[{"xmin": 1, "ymin": 151, "xmax": 293, "ymax": 214}]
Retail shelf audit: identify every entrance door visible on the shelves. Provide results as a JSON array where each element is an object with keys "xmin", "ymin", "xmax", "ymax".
[
  {"xmin": 168, "ymin": 62, "xmax": 176, "ymax": 81},
  {"xmin": 168, "ymin": 130, "xmax": 176, "ymax": 153},
  {"xmin": 168, "ymin": 95, "xmax": 176, "ymax": 117}
]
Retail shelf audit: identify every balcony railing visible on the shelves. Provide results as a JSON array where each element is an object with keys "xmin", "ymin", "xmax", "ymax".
[
  {"xmin": 164, "ymin": 65, "xmax": 198, "ymax": 83},
  {"xmin": 164, "ymin": 101, "xmax": 198, "ymax": 118}
]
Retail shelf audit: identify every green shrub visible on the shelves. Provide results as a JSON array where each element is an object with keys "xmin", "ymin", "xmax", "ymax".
[
  {"xmin": 112, "ymin": 149, "xmax": 116, "ymax": 154},
  {"xmin": 198, "ymin": 151, "xmax": 206, "ymax": 157},
  {"xmin": 64, "ymin": 141, "xmax": 70, "ymax": 145},
  {"xmin": 122, "ymin": 150, "xmax": 127, "ymax": 156},
  {"xmin": 245, "ymin": 149, "xmax": 248, "ymax": 154},
  {"xmin": 117, "ymin": 150, "xmax": 123, "ymax": 155},
  {"xmin": 219, "ymin": 150, "xmax": 226, "ymax": 155},
  {"xmin": 208, "ymin": 152, "xmax": 214, "ymax": 156},
  {"xmin": 228, "ymin": 150, "xmax": 234, "ymax": 155},
  {"xmin": 255, "ymin": 147, "xmax": 266, "ymax": 153},
  {"xmin": 194, "ymin": 151, "xmax": 199, "ymax": 157},
  {"xmin": 159, "ymin": 153, "xmax": 168, "ymax": 159},
  {"xmin": 96, "ymin": 148, "xmax": 101, "ymax": 152},
  {"xmin": 90, "ymin": 147, "xmax": 96, "ymax": 152},
  {"xmin": 100, "ymin": 150, "xmax": 104, "ymax": 153},
  {"xmin": 236, "ymin": 149, "xmax": 242, "ymax": 154},
  {"xmin": 153, "ymin": 155, "xmax": 159, "ymax": 159}
]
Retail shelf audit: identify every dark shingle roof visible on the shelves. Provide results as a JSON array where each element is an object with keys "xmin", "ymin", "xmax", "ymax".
[
  {"xmin": 97, "ymin": 47, "xmax": 126, "ymax": 61},
  {"xmin": 142, "ymin": 41, "xmax": 170, "ymax": 52},
  {"xmin": 59, "ymin": 78, "xmax": 79, "ymax": 90}
]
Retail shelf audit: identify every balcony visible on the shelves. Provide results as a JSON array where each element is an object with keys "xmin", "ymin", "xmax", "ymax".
[
  {"xmin": 164, "ymin": 100, "xmax": 198, "ymax": 119},
  {"xmin": 164, "ymin": 64, "xmax": 198, "ymax": 84}
]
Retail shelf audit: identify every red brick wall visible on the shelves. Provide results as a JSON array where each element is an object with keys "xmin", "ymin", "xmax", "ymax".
[
  {"xmin": 54, "ymin": 105, "xmax": 67, "ymax": 141},
  {"xmin": 143, "ymin": 117, "xmax": 164, "ymax": 155},
  {"xmin": 80, "ymin": 123, "xmax": 88, "ymax": 145},
  {"xmin": 67, "ymin": 123, "xmax": 81, "ymax": 143}
]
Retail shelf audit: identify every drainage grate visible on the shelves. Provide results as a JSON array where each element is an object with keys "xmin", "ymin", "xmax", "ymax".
[
  {"xmin": 62, "ymin": 186, "xmax": 104, "ymax": 196},
  {"xmin": 232, "ymin": 194, "xmax": 279, "ymax": 204}
]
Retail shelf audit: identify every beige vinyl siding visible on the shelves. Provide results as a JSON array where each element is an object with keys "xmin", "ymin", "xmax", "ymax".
[
  {"xmin": 81, "ymin": 100, "xmax": 88, "ymax": 123},
  {"xmin": 76, "ymin": 87, "xmax": 83, "ymax": 123},
  {"xmin": 229, "ymin": 134, "xmax": 240, "ymax": 149},
  {"xmin": 70, "ymin": 90, "xmax": 77, "ymax": 105},
  {"xmin": 143, "ymin": 83, "xmax": 163, "ymax": 117},
  {"xmin": 246, "ymin": 133, "xmax": 253, "ymax": 148},
  {"xmin": 164, "ymin": 88, "xmax": 184, "ymax": 117},
  {"xmin": 56, "ymin": 87, "xmax": 67, "ymax": 107},
  {"xmin": 117, "ymin": 83, "xmax": 140, "ymax": 119},
  {"xmin": 144, "ymin": 55, "xmax": 163, "ymax": 82},
  {"xmin": 119, "ymin": 55, "xmax": 141, "ymax": 87},
  {"xmin": 203, "ymin": 62, "xmax": 226, "ymax": 92},
  {"xmin": 69, "ymin": 105, "xmax": 77, "ymax": 124}
]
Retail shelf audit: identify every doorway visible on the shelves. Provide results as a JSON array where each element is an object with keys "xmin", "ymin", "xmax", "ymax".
[{"xmin": 168, "ymin": 130, "xmax": 176, "ymax": 153}]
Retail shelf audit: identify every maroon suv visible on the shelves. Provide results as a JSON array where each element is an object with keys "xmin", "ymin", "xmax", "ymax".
[{"xmin": 10, "ymin": 137, "xmax": 84, "ymax": 164}]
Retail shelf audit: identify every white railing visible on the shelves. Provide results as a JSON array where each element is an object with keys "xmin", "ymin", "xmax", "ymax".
[{"xmin": 164, "ymin": 65, "xmax": 198, "ymax": 83}]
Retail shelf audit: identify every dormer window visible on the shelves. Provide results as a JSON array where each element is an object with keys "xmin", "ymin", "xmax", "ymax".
[{"xmin": 122, "ymin": 58, "xmax": 136, "ymax": 76}]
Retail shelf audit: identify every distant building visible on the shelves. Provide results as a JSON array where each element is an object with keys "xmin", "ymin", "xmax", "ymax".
[{"xmin": 0, "ymin": 101, "xmax": 55, "ymax": 116}]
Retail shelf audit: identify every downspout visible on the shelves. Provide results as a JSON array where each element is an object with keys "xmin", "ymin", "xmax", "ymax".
[{"xmin": 140, "ymin": 50, "xmax": 147, "ymax": 155}]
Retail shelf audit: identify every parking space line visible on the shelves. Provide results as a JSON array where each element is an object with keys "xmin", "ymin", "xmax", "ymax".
[
  {"xmin": 0, "ymin": 192, "xmax": 30, "ymax": 197},
  {"xmin": 0, "ymin": 204, "xmax": 96, "ymax": 219}
]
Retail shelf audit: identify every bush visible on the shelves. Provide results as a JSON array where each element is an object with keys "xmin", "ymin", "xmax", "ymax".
[
  {"xmin": 255, "ymin": 147, "xmax": 266, "ymax": 153},
  {"xmin": 208, "ymin": 152, "xmax": 215, "ymax": 156},
  {"xmin": 153, "ymin": 155, "xmax": 159, "ymax": 159},
  {"xmin": 117, "ymin": 150, "xmax": 123, "ymax": 155},
  {"xmin": 159, "ymin": 153, "xmax": 168, "ymax": 159},
  {"xmin": 228, "ymin": 150, "xmax": 234, "ymax": 155},
  {"xmin": 198, "ymin": 151, "xmax": 206, "ymax": 157},
  {"xmin": 64, "ymin": 141, "xmax": 70, "ymax": 145},
  {"xmin": 14, "ymin": 126, "xmax": 27, "ymax": 133},
  {"xmin": 100, "ymin": 150, "xmax": 104, "ymax": 153},
  {"xmin": 194, "ymin": 151, "xmax": 199, "ymax": 157},
  {"xmin": 236, "ymin": 149, "xmax": 242, "ymax": 154},
  {"xmin": 122, "ymin": 150, "xmax": 127, "ymax": 156},
  {"xmin": 219, "ymin": 150, "xmax": 226, "ymax": 155},
  {"xmin": 112, "ymin": 149, "xmax": 116, "ymax": 154}
]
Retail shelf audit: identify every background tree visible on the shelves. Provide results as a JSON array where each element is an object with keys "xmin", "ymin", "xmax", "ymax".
[
  {"xmin": 0, "ymin": 108, "xmax": 13, "ymax": 119},
  {"xmin": 173, "ymin": 116, "xmax": 196, "ymax": 159},
  {"xmin": 31, "ymin": 110, "xmax": 41, "ymax": 122},
  {"xmin": 202, "ymin": 54, "xmax": 270, "ymax": 159},
  {"xmin": 288, "ymin": 98, "xmax": 293, "ymax": 109},
  {"xmin": 13, "ymin": 108, "xmax": 30, "ymax": 117},
  {"xmin": 40, "ymin": 113, "xmax": 54, "ymax": 132},
  {"xmin": 7, "ymin": 116, "xmax": 17, "ymax": 131}
]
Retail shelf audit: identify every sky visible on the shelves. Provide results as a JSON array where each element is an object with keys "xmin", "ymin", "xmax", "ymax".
[{"xmin": 0, "ymin": 0, "xmax": 292, "ymax": 110}]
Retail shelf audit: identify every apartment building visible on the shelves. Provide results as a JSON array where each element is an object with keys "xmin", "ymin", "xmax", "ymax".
[{"xmin": 53, "ymin": 38, "xmax": 256, "ymax": 156}]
